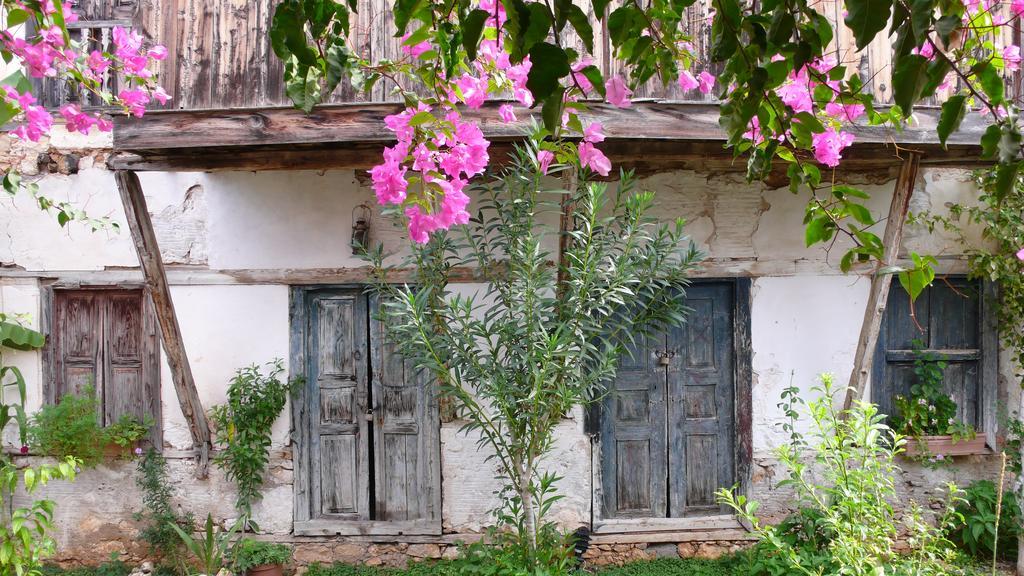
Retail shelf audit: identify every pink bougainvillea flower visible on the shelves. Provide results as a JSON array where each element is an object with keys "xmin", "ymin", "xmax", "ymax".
[
  {"xmin": 118, "ymin": 88, "xmax": 150, "ymax": 117},
  {"xmin": 369, "ymin": 161, "xmax": 408, "ymax": 204},
  {"xmin": 572, "ymin": 58, "xmax": 594, "ymax": 94},
  {"xmin": 96, "ymin": 115, "xmax": 113, "ymax": 132},
  {"xmin": 912, "ymin": 42, "xmax": 935, "ymax": 60},
  {"xmin": 60, "ymin": 103, "xmax": 97, "ymax": 134},
  {"xmin": 677, "ymin": 70, "xmax": 699, "ymax": 92},
  {"xmin": 742, "ymin": 117, "xmax": 764, "ymax": 145},
  {"xmin": 605, "ymin": 75, "xmax": 632, "ymax": 108},
  {"xmin": 1004, "ymin": 45, "xmax": 1022, "ymax": 71},
  {"xmin": 456, "ymin": 73, "xmax": 488, "ymax": 109},
  {"xmin": 811, "ymin": 127, "xmax": 855, "ymax": 167},
  {"xmin": 112, "ymin": 27, "xmax": 143, "ymax": 59},
  {"xmin": 405, "ymin": 205, "xmax": 434, "ymax": 244},
  {"xmin": 578, "ymin": 142, "xmax": 611, "ymax": 176},
  {"xmin": 87, "ymin": 50, "xmax": 111, "ymax": 75},
  {"xmin": 1014, "ymin": 0, "xmax": 1024, "ymax": 16},
  {"xmin": 697, "ymin": 71, "xmax": 716, "ymax": 95},
  {"xmin": 12, "ymin": 105, "xmax": 53, "ymax": 142},
  {"xmin": 809, "ymin": 55, "xmax": 837, "ymax": 73},
  {"xmin": 583, "ymin": 122, "xmax": 605, "ymax": 143},
  {"xmin": 1017, "ymin": 247, "xmax": 1024, "ymax": 261},
  {"xmin": 825, "ymin": 102, "xmax": 866, "ymax": 122},
  {"xmin": 400, "ymin": 32, "xmax": 431, "ymax": 58},
  {"xmin": 777, "ymin": 79, "xmax": 813, "ymax": 113},
  {"xmin": 153, "ymin": 86, "xmax": 172, "ymax": 105},
  {"xmin": 498, "ymin": 103, "xmax": 516, "ymax": 123},
  {"xmin": 537, "ymin": 150, "xmax": 554, "ymax": 175},
  {"xmin": 147, "ymin": 45, "xmax": 168, "ymax": 61},
  {"xmin": 507, "ymin": 58, "xmax": 533, "ymax": 106}
]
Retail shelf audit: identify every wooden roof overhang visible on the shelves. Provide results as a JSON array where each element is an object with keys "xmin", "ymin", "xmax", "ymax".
[{"xmin": 109, "ymin": 101, "xmax": 991, "ymax": 174}]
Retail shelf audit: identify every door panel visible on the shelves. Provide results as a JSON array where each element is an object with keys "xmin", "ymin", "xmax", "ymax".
[
  {"xmin": 369, "ymin": 297, "xmax": 440, "ymax": 523},
  {"xmin": 601, "ymin": 334, "xmax": 668, "ymax": 518},
  {"xmin": 601, "ymin": 283, "xmax": 736, "ymax": 520},
  {"xmin": 669, "ymin": 283, "xmax": 734, "ymax": 517},
  {"xmin": 307, "ymin": 291, "xmax": 370, "ymax": 521}
]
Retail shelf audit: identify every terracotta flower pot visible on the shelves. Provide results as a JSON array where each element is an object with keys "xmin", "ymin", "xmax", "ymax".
[
  {"xmin": 247, "ymin": 564, "xmax": 284, "ymax": 576},
  {"xmin": 902, "ymin": 435, "xmax": 989, "ymax": 458}
]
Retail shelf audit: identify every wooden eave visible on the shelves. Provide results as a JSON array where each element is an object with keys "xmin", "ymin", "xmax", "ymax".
[{"xmin": 109, "ymin": 100, "xmax": 992, "ymax": 173}]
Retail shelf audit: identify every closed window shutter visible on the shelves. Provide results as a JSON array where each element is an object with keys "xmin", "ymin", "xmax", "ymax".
[
  {"xmin": 49, "ymin": 289, "xmax": 160, "ymax": 444},
  {"xmin": 872, "ymin": 278, "xmax": 985, "ymax": 429}
]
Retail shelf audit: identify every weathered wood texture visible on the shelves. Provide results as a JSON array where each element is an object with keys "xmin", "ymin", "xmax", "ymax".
[
  {"xmin": 40, "ymin": 287, "xmax": 162, "ymax": 446},
  {"xmin": 52, "ymin": 0, "xmax": 1016, "ymax": 110},
  {"xmin": 114, "ymin": 170, "xmax": 212, "ymax": 474},
  {"xmin": 292, "ymin": 287, "xmax": 441, "ymax": 536},
  {"xmin": 842, "ymin": 153, "xmax": 919, "ymax": 411},
  {"xmin": 599, "ymin": 282, "xmax": 737, "ymax": 521},
  {"xmin": 109, "ymin": 101, "xmax": 994, "ymax": 172},
  {"xmin": 870, "ymin": 277, "xmax": 998, "ymax": 446}
]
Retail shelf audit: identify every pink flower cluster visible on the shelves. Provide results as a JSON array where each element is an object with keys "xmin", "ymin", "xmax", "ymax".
[
  {"xmin": 370, "ymin": 105, "xmax": 490, "ymax": 243},
  {"xmin": 0, "ymin": 3, "xmax": 170, "ymax": 143},
  {"xmin": 578, "ymin": 122, "xmax": 611, "ymax": 176}
]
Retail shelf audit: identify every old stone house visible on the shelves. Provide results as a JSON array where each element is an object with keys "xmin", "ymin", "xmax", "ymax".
[{"xmin": 0, "ymin": 0, "xmax": 1019, "ymax": 567}]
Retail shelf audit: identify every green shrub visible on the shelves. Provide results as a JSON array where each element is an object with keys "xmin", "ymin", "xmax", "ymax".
[
  {"xmin": 718, "ymin": 373, "xmax": 970, "ymax": 576},
  {"xmin": 27, "ymin": 387, "xmax": 105, "ymax": 467},
  {"xmin": 210, "ymin": 360, "xmax": 299, "ymax": 528},
  {"xmin": 134, "ymin": 449, "xmax": 194, "ymax": 570},
  {"xmin": 947, "ymin": 480, "xmax": 1020, "ymax": 561},
  {"xmin": 303, "ymin": 562, "xmax": 454, "ymax": 576},
  {"xmin": 233, "ymin": 539, "xmax": 293, "ymax": 572},
  {"xmin": 451, "ymin": 528, "xmax": 576, "ymax": 576}
]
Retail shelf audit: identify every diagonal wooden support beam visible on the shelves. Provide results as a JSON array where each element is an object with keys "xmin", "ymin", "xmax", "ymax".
[
  {"xmin": 843, "ymin": 152, "xmax": 921, "ymax": 411},
  {"xmin": 115, "ymin": 170, "xmax": 212, "ymax": 478}
]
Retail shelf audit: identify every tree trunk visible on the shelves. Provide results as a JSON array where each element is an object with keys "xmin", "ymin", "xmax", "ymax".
[{"xmin": 518, "ymin": 460, "xmax": 537, "ymax": 563}]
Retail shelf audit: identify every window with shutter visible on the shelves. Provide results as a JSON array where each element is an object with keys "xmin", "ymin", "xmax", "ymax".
[
  {"xmin": 43, "ymin": 287, "xmax": 161, "ymax": 445},
  {"xmin": 291, "ymin": 287, "xmax": 441, "ymax": 536},
  {"xmin": 871, "ymin": 277, "xmax": 998, "ymax": 447},
  {"xmin": 597, "ymin": 281, "xmax": 750, "ymax": 531}
]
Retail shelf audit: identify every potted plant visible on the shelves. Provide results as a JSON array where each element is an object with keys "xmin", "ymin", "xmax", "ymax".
[
  {"xmin": 233, "ymin": 538, "xmax": 292, "ymax": 576},
  {"xmin": 892, "ymin": 343, "xmax": 987, "ymax": 459},
  {"xmin": 105, "ymin": 413, "xmax": 154, "ymax": 458}
]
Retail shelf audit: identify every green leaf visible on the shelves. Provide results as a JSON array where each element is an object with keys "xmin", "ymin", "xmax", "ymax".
[
  {"xmin": 891, "ymin": 54, "xmax": 928, "ymax": 114},
  {"xmin": 993, "ymin": 160, "xmax": 1020, "ymax": 200},
  {"xmin": 592, "ymin": 0, "xmax": 612, "ymax": 18},
  {"xmin": 847, "ymin": 202, "xmax": 874, "ymax": 225},
  {"xmin": 393, "ymin": 0, "xmax": 425, "ymax": 34},
  {"xmin": 937, "ymin": 95, "xmax": 967, "ymax": 148},
  {"xmin": 564, "ymin": 3, "xmax": 594, "ymax": 53},
  {"xmin": 461, "ymin": 9, "xmax": 490, "ymax": 61},
  {"xmin": 578, "ymin": 65, "xmax": 605, "ymax": 97},
  {"xmin": 541, "ymin": 87, "xmax": 565, "ymax": 133},
  {"xmin": 523, "ymin": 3, "xmax": 554, "ymax": 56},
  {"xmin": 805, "ymin": 215, "xmax": 834, "ymax": 246},
  {"xmin": 974, "ymin": 61, "xmax": 1005, "ymax": 104},
  {"xmin": 844, "ymin": 0, "xmax": 893, "ymax": 50},
  {"xmin": 0, "ymin": 321, "xmax": 43, "ymax": 352},
  {"xmin": 6, "ymin": 9, "xmax": 28, "ymax": 28},
  {"xmin": 935, "ymin": 15, "xmax": 960, "ymax": 46},
  {"xmin": 981, "ymin": 124, "xmax": 1001, "ymax": 159},
  {"xmin": 525, "ymin": 42, "xmax": 570, "ymax": 104},
  {"xmin": 284, "ymin": 59, "xmax": 324, "ymax": 113},
  {"xmin": 324, "ymin": 43, "xmax": 350, "ymax": 93}
]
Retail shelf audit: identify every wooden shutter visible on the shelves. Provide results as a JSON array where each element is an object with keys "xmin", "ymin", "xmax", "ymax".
[
  {"xmin": 668, "ymin": 283, "xmax": 734, "ymax": 516},
  {"xmin": 369, "ymin": 297, "xmax": 440, "ymax": 523},
  {"xmin": 601, "ymin": 334, "xmax": 668, "ymax": 519},
  {"xmin": 872, "ymin": 278, "xmax": 995, "ymax": 437},
  {"xmin": 48, "ymin": 288, "xmax": 160, "ymax": 444},
  {"xmin": 306, "ymin": 291, "xmax": 370, "ymax": 521},
  {"xmin": 52, "ymin": 291, "xmax": 102, "ymax": 401}
]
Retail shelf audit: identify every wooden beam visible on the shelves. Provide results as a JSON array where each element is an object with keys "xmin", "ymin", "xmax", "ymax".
[
  {"xmin": 842, "ymin": 152, "xmax": 921, "ymax": 411},
  {"xmin": 109, "ymin": 101, "xmax": 994, "ymax": 173},
  {"xmin": 114, "ymin": 170, "xmax": 213, "ymax": 477}
]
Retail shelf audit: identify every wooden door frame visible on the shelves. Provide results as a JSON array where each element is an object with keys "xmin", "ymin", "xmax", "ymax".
[
  {"xmin": 289, "ymin": 285, "xmax": 442, "ymax": 536},
  {"xmin": 590, "ymin": 278, "xmax": 753, "ymax": 535}
]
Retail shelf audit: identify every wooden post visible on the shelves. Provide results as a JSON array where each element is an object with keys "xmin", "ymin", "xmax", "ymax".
[
  {"xmin": 842, "ymin": 152, "xmax": 921, "ymax": 411},
  {"xmin": 115, "ymin": 170, "xmax": 212, "ymax": 478},
  {"xmin": 557, "ymin": 167, "xmax": 579, "ymax": 297}
]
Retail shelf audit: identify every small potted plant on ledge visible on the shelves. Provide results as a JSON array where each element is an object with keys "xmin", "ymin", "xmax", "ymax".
[
  {"xmin": 105, "ymin": 413, "xmax": 154, "ymax": 458},
  {"xmin": 892, "ymin": 343, "xmax": 987, "ymax": 460},
  {"xmin": 233, "ymin": 538, "xmax": 292, "ymax": 576}
]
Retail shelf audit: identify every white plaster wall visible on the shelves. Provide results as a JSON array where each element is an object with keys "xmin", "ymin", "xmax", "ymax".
[
  {"xmin": 163, "ymin": 284, "xmax": 291, "ymax": 450},
  {"xmin": 0, "ymin": 158, "xmax": 1012, "ymax": 548}
]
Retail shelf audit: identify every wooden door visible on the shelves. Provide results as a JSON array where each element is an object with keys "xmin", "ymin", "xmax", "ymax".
[
  {"xmin": 601, "ymin": 283, "xmax": 736, "ymax": 519},
  {"xmin": 295, "ymin": 288, "xmax": 440, "ymax": 531},
  {"xmin": 306, "ymin": 290, "xmax": 371, "ymax": 521}
]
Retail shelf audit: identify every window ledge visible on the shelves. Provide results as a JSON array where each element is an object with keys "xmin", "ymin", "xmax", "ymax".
[{"xmin": 902, "ymin": 435, "xmax": 991, "ymax": 458}]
